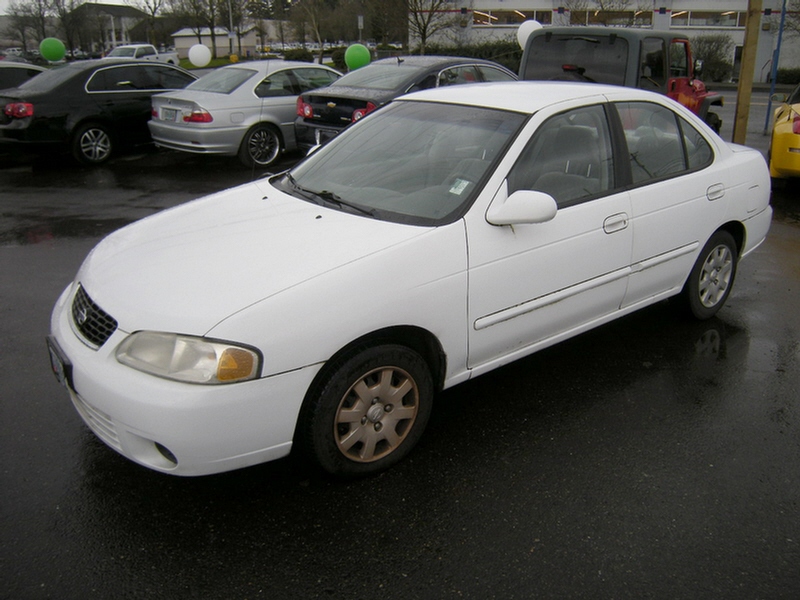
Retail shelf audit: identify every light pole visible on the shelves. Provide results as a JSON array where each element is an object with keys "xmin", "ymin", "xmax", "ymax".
[{"xmin": 227, "ymin": 0, "xmax": 235, "ymax": 55}]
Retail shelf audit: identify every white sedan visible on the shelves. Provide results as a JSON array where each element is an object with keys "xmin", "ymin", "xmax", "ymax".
[{"xmin": 48, "ymin": 82, "xmax": 772, "ymax": 477}]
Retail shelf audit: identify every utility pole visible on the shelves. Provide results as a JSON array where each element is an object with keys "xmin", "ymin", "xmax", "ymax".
[{"xmin": 732, "ymin": 0, "xmax": 762, "ymax": 145}]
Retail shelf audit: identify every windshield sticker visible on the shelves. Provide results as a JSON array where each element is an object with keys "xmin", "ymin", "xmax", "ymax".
[{"xmin": 449, "ymin": 178, "xmax": 470, "ymax": 195}]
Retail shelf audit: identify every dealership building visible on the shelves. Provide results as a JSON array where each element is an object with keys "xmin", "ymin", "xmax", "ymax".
[{"xmin": 446, "ymin": 1, "xmax": 799, "ymax": 82}]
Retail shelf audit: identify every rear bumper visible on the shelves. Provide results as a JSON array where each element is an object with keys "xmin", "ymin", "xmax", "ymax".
[{"xmin": 148, "ymin": 120, "xmax": 246, "ymax": 156}]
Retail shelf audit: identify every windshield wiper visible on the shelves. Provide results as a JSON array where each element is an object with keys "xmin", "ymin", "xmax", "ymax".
[
  {"xmin": 314, "ymin": 190, "xmax": 376, "ymax": 217},
  {"xmin": 282, "ymin": 173, "xmax": 375, "ymax": 217}
]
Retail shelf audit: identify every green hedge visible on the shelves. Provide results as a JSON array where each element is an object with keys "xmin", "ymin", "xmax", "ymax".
[
  {"xmin": 776, "ymin": 68, "xmax": 800, "ymax": 85},
  {"xmin": 283, "ymin": 48, "xmax": 314, "ymax": 63}
]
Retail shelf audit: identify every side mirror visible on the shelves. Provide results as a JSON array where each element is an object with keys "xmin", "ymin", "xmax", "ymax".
[
  {"xmin": 693, "ymin": 59, "xmax": 704, "ymax": 78},
  {"xmin": 486, "ymin": 189, "xmax": 558, "ymax": 226},
  {"xmin": 771, "ymin": 93, "xmax": 788, "ymax": 104}
]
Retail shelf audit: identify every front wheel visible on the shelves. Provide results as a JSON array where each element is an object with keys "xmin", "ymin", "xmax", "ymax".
[
  {"xmin": 238, "ymin": 123, "xmax": 282, "ymax": 168},
  {"xmin": 299, "ymin": 344, "xmax": 434, "ymax": 477},
  {"xmin": 71, "ymin": 123, "xmax": 113, "ymax": 165},
  {"xmin": 680, "ymin": 230, "xmax": 738, "ymax": 320}
]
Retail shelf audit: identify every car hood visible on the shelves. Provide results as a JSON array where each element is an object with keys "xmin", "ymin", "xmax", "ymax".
[{"xmin": 77, "ymin": 178, "xmax": 429, "ymax": 335}]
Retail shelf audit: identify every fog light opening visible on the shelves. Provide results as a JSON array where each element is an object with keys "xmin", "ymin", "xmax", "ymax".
[{"xmin": 155, "ymin": 443, "xmax": 178, "ymax": 465}]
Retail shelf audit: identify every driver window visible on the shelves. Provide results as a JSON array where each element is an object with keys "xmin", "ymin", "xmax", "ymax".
[
  {"xmin": 507, "ymin": 104, "xmax": 614, "ymax": 208},
  {"xmin": 639, "ymin": 38, "xmax": 666, "ymax": 90}
]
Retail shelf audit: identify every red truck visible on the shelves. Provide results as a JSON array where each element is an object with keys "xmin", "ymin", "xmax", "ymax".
[{"xmin": 519, "ymin": 27, "xmax": 723, "ymax": 133}]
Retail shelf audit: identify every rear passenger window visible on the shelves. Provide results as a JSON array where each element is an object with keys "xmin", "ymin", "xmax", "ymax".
[
  {"xmin": 507, "ymin": 104, "xmax": 615, "ymax": 207},
  {"xmin": 617, "ymin": 101, "xmax": 711, "ymax": 184}
]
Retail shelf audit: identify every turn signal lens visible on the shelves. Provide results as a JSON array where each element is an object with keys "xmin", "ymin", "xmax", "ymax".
[{"xmin": 217, "ymin": 348, "xmax": 257, "ymax": 382}]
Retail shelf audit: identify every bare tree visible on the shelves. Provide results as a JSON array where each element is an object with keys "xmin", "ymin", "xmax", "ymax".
[
  {"xmin": 291, "ymin": 0, "xmax": 335, "ymax": 62},
  {"xmin": 407, "ymin": 0, "xmax": 457, "ymax": 54},
  {"xmin": 5, "ymin": 0, "xmax": 50, "ymax": 47},
  {"xmin": 133, "ymin": 0, "xmax": 166, "ymax": 46},
  {"xmin": 51, "ymin": 0, "xmax": 85, "ymax": 53}
]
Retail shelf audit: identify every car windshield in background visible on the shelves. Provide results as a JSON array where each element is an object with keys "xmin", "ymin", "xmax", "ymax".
[
  {"xmin": 331, "ymin": 64, "xmax": 420, "ymax": 90},
  {"xmin": 187, "ymin": 67, "xmax": 257, "ymax": 94},
  {"xmin": 281, "ymin": 100, "xmax": 526, "ymax": 225},
  {"xmin": 107, "ymin": 47, "xmax": 136, "ymax": 57},
  {"xmin": 522, "ymin": 34, "xmax": 628, "ymax": 85}
]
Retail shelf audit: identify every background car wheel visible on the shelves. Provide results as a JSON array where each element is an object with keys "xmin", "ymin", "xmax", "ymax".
[
  {"xmin": 72, "ymin": 123, "xmax": 113, "ymax": 165},
  {"xmin": 680, "ymin": 230, "xmax": 738, "ymax": 320},
  {"xmin": 238, "ymin": 124, "xmax": 282, "ymax": 168},
  {"xmin": 299, "ymin": 344, "xmax": 434, "ymax": 477},
  {"xmin": 705, "ymin": 112, "xmax": 722, "ymax": 134}
]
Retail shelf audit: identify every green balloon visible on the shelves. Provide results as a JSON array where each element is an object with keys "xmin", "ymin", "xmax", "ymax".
[
  {"xmin": 345, "ymin": 44, "xmax": 371, "ymax": 71},
  {"xmin": 40, "ymin": 38, "xmax": 66, "ymax": 62}
]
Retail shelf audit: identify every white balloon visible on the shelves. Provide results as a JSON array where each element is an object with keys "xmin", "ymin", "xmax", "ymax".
[
  {"xmin": 517, "ymin": 20, "xmax": 544, "ymax": 49},
  {"xmin": 188, "ymin": 44, "xmax": 212, "ymax": 67}
]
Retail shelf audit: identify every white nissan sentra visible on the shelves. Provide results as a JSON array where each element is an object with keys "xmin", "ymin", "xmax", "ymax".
[{"xmin": 48, "ymin": 82, "xmax": 772, "ymax": 477}]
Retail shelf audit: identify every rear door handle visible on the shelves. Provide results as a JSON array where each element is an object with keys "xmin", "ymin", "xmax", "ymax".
[
  {"xmin": 604, "ymin": 213, "xmax": 629, "ymax": 234},
  {"xmin": 707, "ymin": 183, "xmax": 725, "ymax": 201}
]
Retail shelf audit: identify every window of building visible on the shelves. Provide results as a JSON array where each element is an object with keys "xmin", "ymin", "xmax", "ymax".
[{"xmin": 472, "ymin": 9, "xmax": 552, "ymax": 27}]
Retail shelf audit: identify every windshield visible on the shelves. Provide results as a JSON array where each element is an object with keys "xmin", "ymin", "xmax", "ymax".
[
  {"xmin": 331, "ymin": 64, "xmax": 422, "ymax": 91},
  {"xmin": 107, "ymin": 47, "xmax": 136, "ymax": 57},
  {"xmin": 280, "ymin": 101, "xmax": 526, "ymax": 225},
  {"xmin": 523, "ymin": 34, "xmax": 628, "ymax": 85},
  {"xmin": 187, "ymin": 67, "xmax": 257, "ymax": 93}
]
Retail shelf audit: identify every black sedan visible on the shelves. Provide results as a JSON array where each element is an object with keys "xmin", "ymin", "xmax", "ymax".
[
  {"xmin": 0, "ymin": 59, "xmax": 196, "ymax": 165},
  {"xmin": 294, "ymin": 55, "xmax": 517, "ymax": 150}
]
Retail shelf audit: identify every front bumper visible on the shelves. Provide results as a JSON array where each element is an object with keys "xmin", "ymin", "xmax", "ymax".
[{"xmin": 49, "ymin": 283, "xmax": 321, "ymax": 476}]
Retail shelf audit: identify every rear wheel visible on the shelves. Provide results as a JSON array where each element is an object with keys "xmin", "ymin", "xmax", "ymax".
[
  {"xmin": 238, "ymin": 123, "xmax": 282, "ymax": 168},
  {"xmin": 299, "ymin": 344, "xmax": 434, "ymax": 477},
  {"xmin": 680, "ymin": 230, "xmax": 738, "ymax": 320},
  {"xmin": 71, "ymin": 123, "xmax": 113, "ymax": 165}
]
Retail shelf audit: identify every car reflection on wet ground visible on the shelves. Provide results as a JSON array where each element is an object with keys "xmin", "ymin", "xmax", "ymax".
[{"xmin": 2, "ymin": 111, "xmax": 800, "ymax": 597}]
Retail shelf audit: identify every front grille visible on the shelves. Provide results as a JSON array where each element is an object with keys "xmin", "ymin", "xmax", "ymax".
[{"xmin": 72, "ymin": 284, "xmax": 118, "ymax": 347}]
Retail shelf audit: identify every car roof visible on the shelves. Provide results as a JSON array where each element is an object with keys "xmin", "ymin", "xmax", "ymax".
[
  {"xmin": 399, "ymin": 80, "xmax": 668, "ymax": 114},
  {"xmin": 370, "ymin": 55, "xmax": 504, "ymax": 68},
  {"xmin": 0, "ymin": 62, "xmax": 46, "ymax": 71},
  {"xmin": 218, "ymin": 59, "xmax": 339, "ymax": 75},
  {"xmin": 529, "ymin": 26, "xmax": 688, "ymax": 42}
]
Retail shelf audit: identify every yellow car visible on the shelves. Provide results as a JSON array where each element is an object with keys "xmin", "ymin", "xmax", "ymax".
[{"xmin": 769, "ymin": 83, "xmax": 800, "ymax": 179}]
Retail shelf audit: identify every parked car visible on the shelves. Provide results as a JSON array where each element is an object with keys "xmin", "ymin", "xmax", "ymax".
[
  {"xmin": 149, "ymin": 60, "xmax": 341, "ymax": 168},
  {"xmin": 105, "ymin": 44, "xmax": 179, "ymax": 65},
  {"xmin": 518, "ymin": 27, "xmax": 724, "ymax": 133},
  {"xmin": 294, "ymin": 55, "xmax": 517, "ymax": 149},
  {"xmin": 769, "ymin": 82, "xmax": 800, "ymax": 180},
  {"xmin": 0, "ymin": 62, "xmax": 46, "ymax": 89},
  {"xmin": 0, "ymin": 59, "xmax": 197, "ymax": 165},
  {"xmin": 48, "ymin": 82, "xmax": 771, "ymax": 478}
]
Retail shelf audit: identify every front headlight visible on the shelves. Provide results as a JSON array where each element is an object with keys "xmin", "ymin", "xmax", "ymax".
[{"xmin": 116, "ymin": 332, "xmax": 261, "ymax": 384}]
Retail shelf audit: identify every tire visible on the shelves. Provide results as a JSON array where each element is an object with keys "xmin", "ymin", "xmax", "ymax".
[
  {"xmin": 238, "ymin": 124, "xmax": 282, "ymax": 168},
  {"xmin": 680, "ymin": 230, "xmax": 738, "ymax": 320},
  {"xmin": 705, "ymin": 112, "xmax": 722, "ymax": 134},
  {"xmin": 299, "ymin": 344, "xmax": 434, "ymax": 477},
  {"xmin": 71, "ymin": 122, "xmax": 113, "ymax": 165}
]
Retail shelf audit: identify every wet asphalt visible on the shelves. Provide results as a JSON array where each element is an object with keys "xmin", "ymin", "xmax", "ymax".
[{"xmin": 1, "ymin": 91, "xmax": 799, "ymax": 599}]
